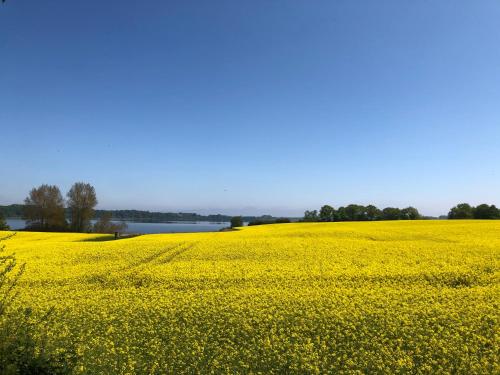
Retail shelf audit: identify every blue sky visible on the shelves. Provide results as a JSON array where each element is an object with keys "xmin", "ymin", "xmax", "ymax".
[{"xmin": 1, "ymin": 0, "xmax": 499, "ymax": 216}]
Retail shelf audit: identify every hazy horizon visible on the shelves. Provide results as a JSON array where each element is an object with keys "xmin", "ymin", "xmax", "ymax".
[
  {"xmin": 1, "ymin": 1, "xmax": 499, "ymax": 217},
  {"xmin": 0, "ymin": 196, "xmax": 485, "ymax": 218}
]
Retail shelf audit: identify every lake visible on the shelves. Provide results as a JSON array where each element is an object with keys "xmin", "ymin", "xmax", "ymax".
[{"xmin": 5, "ymin": 218, "xmax": 230, "ymax": 234}]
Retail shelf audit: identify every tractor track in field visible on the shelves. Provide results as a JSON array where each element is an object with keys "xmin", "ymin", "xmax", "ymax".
[
  {"xmin": 122, "ymin": 242, "xmax": 198, "ymax": 271},
  {"xmin": 160, "ymin": 242, "xmax": 197, "ymax": 264}
]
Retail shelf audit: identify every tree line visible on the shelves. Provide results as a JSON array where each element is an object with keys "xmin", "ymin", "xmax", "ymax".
[
  {"xmin": 18, "ymin": 183, "xmax": 126, "ymax": 234},
  {"xmin": 0, "ymin": 204, "xmax": 283, "ymax": 225},
  {"xmin": 448, "ymin": 203, "xmax": 500, "ymax": 219},
  {"xmin": 303, "ymin": 204, "xmax": 421, "ymax": 222},
  {"xmin": 229, "ymin": 216, "xmax": 291, "ymax": 228}
]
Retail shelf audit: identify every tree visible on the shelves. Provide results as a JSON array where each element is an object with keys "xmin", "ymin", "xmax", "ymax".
[
  {"xmin": 0, "ymin": 212, "xmax": 9, "ymax": 231},
  {"xmin": 473, "ymin": 204, "xmax": 500, "ymax": 219},
  {"xmin": 448, "ymin": 203, "xmax": 474, "ymax": 219},
  {"xmin": 319, "ymin": 205, "xmax": 335, "ymax": 222},
  {"xmin": 67, "ymin": 182, "xmax": 98, "ymax": 232},
  {"xmin": 303, "ymin": 210, "xmax": 319, "ymax": 222},
  {"xmin": 23, "ymin": 185, "xmax": 66, "ymax": 230},
  {"xmin": 275, "ymin": 218, "xmax": 291, "ymax": 224},
  {"xmin": 230, "ymin": 216, "xmax": 243, "ymax": 228},
  {"xmin": 401, "ymin": 206, "xmax": 421, "ymax": 220},
  {"xmin": 335, "ymin": 207, "xmax": 347, "ymax": 221},
  {"xmin": 344, "ymin": 204, "xmax": 367, "ymax": 221},
  {"xmin": 365, "ymin": 205, "xmax": 382, "ymax": 221},
  {"xmin": 93, "ymin": 212, "xmax": 128, "ymax": 234},
  {"xmin": 381, "ymin": 207, "xmax": 401, "ymax": 220}
]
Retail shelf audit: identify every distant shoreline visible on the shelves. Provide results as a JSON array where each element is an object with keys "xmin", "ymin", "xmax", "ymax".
[
  {"xmin": 4, "ymin": 218, "xmax": 233, "ymax": 234},
  {"xmin": 1, "ymin": 204, "xmax": 292, "ymax": 223},
  {"xmin": 5, "ymin": 217, "xmax": 229, "ymax": 224}
]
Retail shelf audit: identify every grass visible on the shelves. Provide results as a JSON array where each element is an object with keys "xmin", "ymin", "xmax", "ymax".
[{"xmin": 1, "ymin": 220, "xmax": 499, "ymax": 374}]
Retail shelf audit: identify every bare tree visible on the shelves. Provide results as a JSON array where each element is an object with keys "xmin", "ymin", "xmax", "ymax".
[
  {"xmin": 67, "ymin": 182, "xmax": 98, "ymax": 232},
  {"xmin": 23, "ymin": 185, "xmax": 66, "ymax": 230}
]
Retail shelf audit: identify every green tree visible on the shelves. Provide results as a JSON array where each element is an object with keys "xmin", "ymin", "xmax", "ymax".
[
  {"xmin": 67, "ymin": 182, "xmax": 98, "ymax": 232},
  {"xmin": 448, "ymin": 203, "xmax": 474, "ymax": 219},
  {"xmin": 335, "ymin": 207, "xmax": 347, "ymax": 221},
  {"xmin": 275, "ymin": 218, "xmax": 291, "ymax": 224},
  {"xmin": 0, "ymin": 212, "xmax": 9, "ymax": 231},
  {"xmin": 365, "ymin": 205, "xmax": 381, "ymax": 221},
  {"xmin": 230, "ymin": 216, "xmax": 243, "ymax": 228},
  {"xmin": 23, "ymin": 185, "xmax": 66, "ymax": 231},
  {"xmin": 319, "ymin": 205, "xmax": 335, "ymax": 222},
  {"xmin": 473, "ymin": 204, "xmax": 500, "ymax": 219},
  {"xmin": 381, "ymin": 207, "xmax": 401, "ymax": 220},
  {"xmin": 401, "ymin": 206, "xmax": 421, "ymax": 220},
  {"xmin": 303, "ymin": 210, "xmax": 319, "ymax": 222},
  {"xmin": 344, "ymin": 204, "xmax": 367, "ymax": 221}
]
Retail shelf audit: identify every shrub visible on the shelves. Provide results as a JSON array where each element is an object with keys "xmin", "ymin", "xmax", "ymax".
[
  {"xmin": 230, "ymin": 216, "xmax": 243, "ymax": 228},
  {"xmin": 0, "ymin": 212, "xmax": 9, "ymax": 231}
]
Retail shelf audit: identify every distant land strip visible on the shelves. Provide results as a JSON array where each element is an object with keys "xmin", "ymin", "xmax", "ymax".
[{"xmin": 0, "ymin": 204, "xmax": 285, "ymax": 223}]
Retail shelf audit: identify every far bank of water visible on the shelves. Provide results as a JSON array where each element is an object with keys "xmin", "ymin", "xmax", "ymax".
[{"xmin": 5, "ymin": 218, "xmax": 229, "ymax": 234}]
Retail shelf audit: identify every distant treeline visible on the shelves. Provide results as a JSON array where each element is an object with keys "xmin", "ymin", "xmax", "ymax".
[
  {"xmin": 448, "ymin": 203, "xmax": 499, "ymax": 219},
  {"xmin": 0, "ymin": 204, "xmax": 282, "ymax": 225},
  {"xmin": 92, "ymin": 210, "xmax": 273, "ymax": 223},
  {"xmin": 248, "ymin": 218, "xmax": 291, "ymax": 226},
  {"xmin": 302, "ymin": 204, "xmax": 422, "ymax": 222},
  {"xmin": 0, "ymin": 204, "xmax": 24, "ymax": 218}
]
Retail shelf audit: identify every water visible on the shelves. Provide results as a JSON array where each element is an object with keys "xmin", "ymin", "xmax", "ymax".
[
  {"xmin": 5, "ymin": 218, "xmax": 229, "ymax": 234},
  {"xmin": 5, "ymin": 219, "xmax": 25, "ymax": 230}
]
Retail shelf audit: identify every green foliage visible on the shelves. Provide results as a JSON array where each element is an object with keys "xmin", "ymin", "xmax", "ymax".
[
  {"xmin": 401, "ymin": 206, "xmax": 421, "ymax": 220},
  {"xmin": 0, "ymin": 212, "xmax": 9, "ymax": 231},
  {"xmin": 448, "ymin": 203, "xmax": 500, "ymax": 220},
  {"xmin": 304, "ymin": 205, "xmax": 421, "ymax": 222},
  {"xmin": 319, "ymin": 205, "xmax": 335, "ymax": 222},
  {"xmin": 344, "ymin": 204, "xmax": 367, "ymax": 221},
  {"xmin": 248, "ymin": 218, "xmax": 291, "ymax": 226},
  {"xmin": 274, "ymin": 218, "xmax": 291, "ymax": 224},
  {"xmin": 336, "ymin": 206, "xmax": 347, "ymax": 221},
  {"xmin": 303, "ymin": 210, "xmax": 319, "ymax": 222},
  {"xmin": 365, "ymin": 204, "xmax": 382, "ymax": 221},
  {"xmin": 381, "ymin": 207, "xmax": 401, "ymax": 220},
  {"xmin": 448, "ymin": 203, "xmax": 474, "ymax": 219},
  {"xmin": 473, "ymin": 204, "xmax": 500, "ymax": 219},
  {"xmin": 230, "ymin": 216, "xmax": 243, "ymax": 228},
  {"xmin": 0, "ymin": 205, "xmax": 24, "ymax": 219}
]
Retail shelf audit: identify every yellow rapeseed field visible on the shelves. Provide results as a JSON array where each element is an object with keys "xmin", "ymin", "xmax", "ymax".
[{"xmin": 1, "ymin": 220, "xmax": 499, "ymax": 374}]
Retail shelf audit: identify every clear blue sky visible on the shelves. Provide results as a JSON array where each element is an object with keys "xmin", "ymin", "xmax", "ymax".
[{"xmin": 1, "ymin": 1, "xmax": 499, "ymax": 216}]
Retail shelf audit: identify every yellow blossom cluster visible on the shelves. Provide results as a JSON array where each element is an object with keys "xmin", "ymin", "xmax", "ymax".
[{"xmin": 2, "ymin": 220, "xmax": 499, "ymax": 374}]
